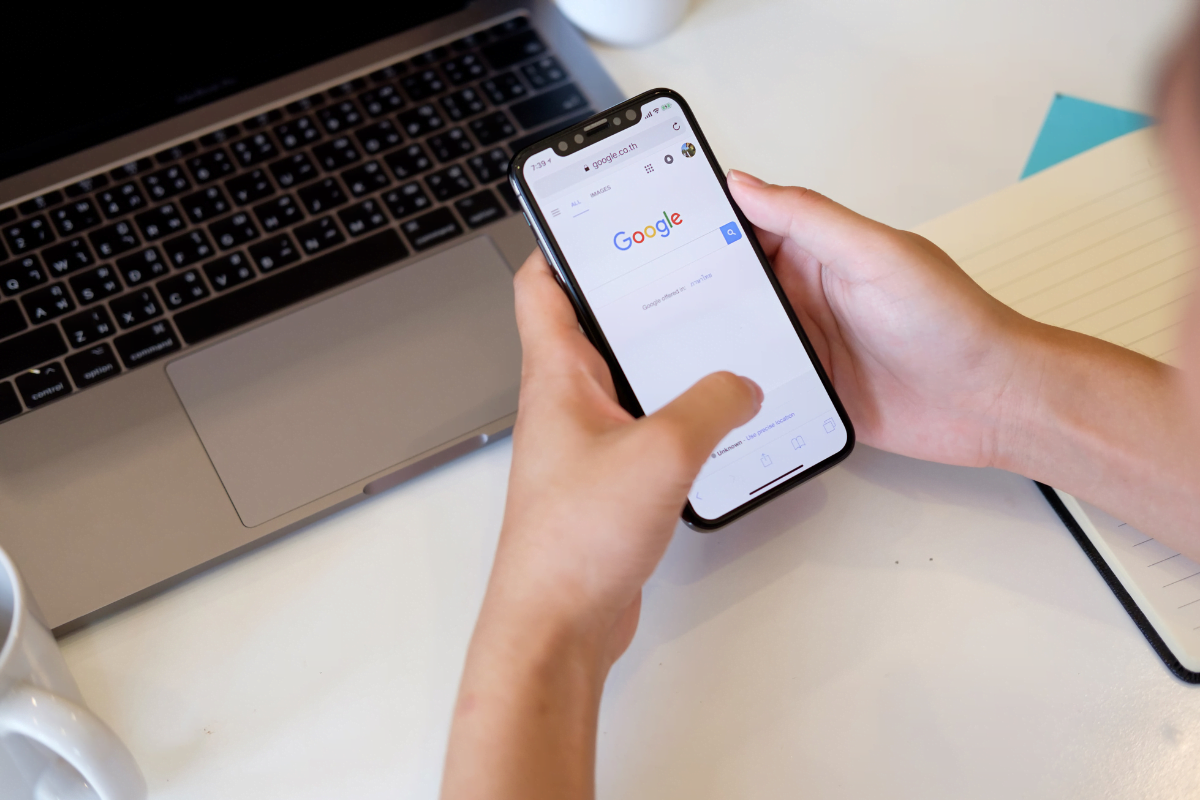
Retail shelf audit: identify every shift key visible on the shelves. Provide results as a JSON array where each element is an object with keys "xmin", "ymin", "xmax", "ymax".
[{"xmin": 113, "ymin": 319, "xmax": 181, "ymax": 369}]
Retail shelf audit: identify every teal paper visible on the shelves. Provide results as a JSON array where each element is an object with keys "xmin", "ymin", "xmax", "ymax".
[{"xmin": 1020, "ymin": 94, "xmax": 1153, "ymax": 179}]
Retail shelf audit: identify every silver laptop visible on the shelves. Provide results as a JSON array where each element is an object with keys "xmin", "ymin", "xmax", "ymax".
[{"xmin": 0, "ymin": 1, "xmax": 622, "ymax": 632}]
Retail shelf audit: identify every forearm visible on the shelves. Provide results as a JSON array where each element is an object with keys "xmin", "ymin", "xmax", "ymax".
[
  {"xmin": 441, "ymin": 590, "xmax": 609, "ymax": 800},
  {"xmin": 998, "ymin": 321, "xmax": 1200, "ymax": 555}
]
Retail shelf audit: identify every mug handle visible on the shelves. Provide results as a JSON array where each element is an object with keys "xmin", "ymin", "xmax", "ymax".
[{"xmin": 0, "ymin": 683, "xmax": 146, "ymax": 800}]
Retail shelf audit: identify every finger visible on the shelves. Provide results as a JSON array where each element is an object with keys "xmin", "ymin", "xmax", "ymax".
[
  {"xmin": 640, "ymin": 372, "xmax": 763, "ymax": 471},
  {"xmin": 726, "ymin": 171, "xmax": 893, "ymax": 267},
  {"xmin": 513, "ymin": 248, "xmax": 582, "ymax": 358}
]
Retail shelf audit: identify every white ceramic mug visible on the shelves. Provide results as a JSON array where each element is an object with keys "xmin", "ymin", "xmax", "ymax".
[
  {"xmin": 557, "ymin": 0, "xmax": 691, "ymax": 47},
  {"xmin": 0, "ymin": 546, "xmax": 146, "ymax": 800}
]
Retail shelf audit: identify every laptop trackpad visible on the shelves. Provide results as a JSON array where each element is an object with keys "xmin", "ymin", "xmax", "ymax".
[{"xmin": 166, "ymin": 236, "xmax": 521, "ymax": 527}]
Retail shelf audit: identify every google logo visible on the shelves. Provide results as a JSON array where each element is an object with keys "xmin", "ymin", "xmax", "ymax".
[{"xmin": 613, "ymin": 211, "xmax": 684, "ymax": 250}]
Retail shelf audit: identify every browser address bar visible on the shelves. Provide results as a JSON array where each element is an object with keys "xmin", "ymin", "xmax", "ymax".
[{"xmin": 531, "ymin": 115, "xmax": 684, "ymax": 199}]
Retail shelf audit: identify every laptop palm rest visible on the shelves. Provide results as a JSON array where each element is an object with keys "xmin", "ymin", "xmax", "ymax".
[{"xmin": 166, "ymin": 235, "xmax": 521, "ymax": 527}]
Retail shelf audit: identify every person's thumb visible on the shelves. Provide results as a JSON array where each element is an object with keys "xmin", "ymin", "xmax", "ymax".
[
  {"xmin": 639, "ymin": 372, "xmax": 763, "ymax": 474},
  {"xmin": 726, "ymin": 170, "xmax": 893, "ymax": 266}
]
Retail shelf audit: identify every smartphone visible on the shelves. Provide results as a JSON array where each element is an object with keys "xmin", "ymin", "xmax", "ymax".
[{"xmin": 509, "ymin": 88, "xmax": 854, "ymax": 529}]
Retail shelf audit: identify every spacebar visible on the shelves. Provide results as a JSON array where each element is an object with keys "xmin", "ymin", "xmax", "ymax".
[{"xmin": 174, "ymin": 229, "xmax": 409, "ymax": 345}]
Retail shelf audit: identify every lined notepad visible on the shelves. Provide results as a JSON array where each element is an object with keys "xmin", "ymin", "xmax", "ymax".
[{"xmin": 914, "ymin": 128, "xmax": 1200, "ymax": 674}]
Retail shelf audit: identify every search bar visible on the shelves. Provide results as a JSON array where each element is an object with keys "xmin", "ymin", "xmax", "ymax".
[
  {"xmin": 588, "ymin": 223, "xmax": 738, "ymax": 308},
  {"xmin": 531, "ymin": 115, "xmax": 684, "ymax": 200}
]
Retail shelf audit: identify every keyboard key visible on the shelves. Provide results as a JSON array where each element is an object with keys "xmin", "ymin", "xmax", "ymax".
[
  {"xmin": 113, "ymin": 319, "xmax": 181, "ymax": 369},
  {"xmin": 203, "ymin": 252, "xmax": 255, "ymax": 290},
  {"xmin": 0, "ymin": 325, "xmax": 67, "ymax": 379},
  {"xmin": 427, "ymin": 127, "xmax": 475, "ymax": 163},
  {"xmin": 482, "ymin": 27, "xmax": 544, "ymax": 70},
  {"xmin": 451, "ymin": 31, "xmax": 493, "ymax": 51},
  {"xmin": 242, "ymin": 109, "xmax": 282, "ymax": 130},
  {"xmin": 133, "ymin": 203, "xmax": 186, "ymax": 240},
  {"xmin": 0, "ymin": 300, "xmax": 26, "ymax": 338},
  {"xmin": 174, "ymin": 229, "xmax": 407, "ymax": 345},
  {"xmin": 65, "ymin": 343, "xmax": 121, "ymax": 388},
  {"xmin": 401, "ymin": 69, "xmax": 445, "ymax": 101},
  {"xmin": 110, "ymin": 289, "xmax": 162, "ymax": 329},
  {"xmin": 297, "ymin": 179, "xmax": 347, "ymax": 214},
  {"xmin": 488, "ymin": 16, "xmax": 530, "ymax": 38},
  {"xmin": 274, "ymin": 116, "xmax": 323, "ymax": 150},
  {"xmin": 400, "ymin": 208, "xmax": 463, "ymax": 252},
  {"xmin": 18, "ymin": 191, "xmax": 63, "ymax": 215},
  {"xmin": 5, "ymin": 216, "xmax": 53, "ymax": 254},
  {"xmin": 162, "ymin": 230, "xmax": 214, "ymax": 267},
  {"xmin": 355, "ymin": 120, "xmax": 403, "ymax": 155},
  {"xmin": 480, "ymin": 71, "xmax": 528, "ymax": 105},
  {"xmin": 61, "ymin": 307, "xmax": 115, "ymax": 347},
  {"xmin": 141, "ymin": 165, "xmax": 191, "ymax": 201},
  {"xmin": 209, "ymin": 212, "xmax": 259, "ymax": 249},
  {"xmin": 521, "ymin": 56, "xmax": 567, "ymax": 90},
  {"xmin": 226, "ymin": 169, "xmax": 276, "ymax": 205},
  {"xmin": 0, "ymin": 256, "xmax": 46, "ymax": 296},
  {"xmin": 341, "ymin": 161, "xmax": 390, "ymax": 197},
  {"xmin": 442, "ymin": 53, "xmax": 488, "ymax": 85},
  {"xmin": 109, "ymin": 158, "xmax": 154, "ymax": 181},
  {"xmin": 425, "ymin": 164, "xmax": 474, "ymax": 201},
  {"xmin": 337, "ymin": 198, "xmax": 387, "ymax": 237},
  {"xmin": 269, "ymin": 152, "xmax": 318, "ymax": 189},
  {"xmin": 467, "ymin": 111, "xmax": 516, "ymax": 146},
  {"xmin": 411, "ymin": 46, "xmax": 449, "ymax": 68},
  {"xmin": 115, "ymin": 247, "xmax": 169, "ymax": 286},
  {"xmin": 510, "ymin": 84, "xmax": 587, "ymax": 129},
  {"xmin": 0, "ymin": 209, "xmax": 13, "ymax": 226},
  {"xmin": 253, "ymin": 195, "xmax": 304, "ymax": 232},
  {"xmin": 285, "ymin": 93, "xmax": 324, "ymax": 114},
  {"xmin": 466, "ymin": 147, "xmax": 510, "ymax": 184},
  {"xmin": 180, "ymin": 186, "xmax": 231, "ymax": 222},
  {"xmin": 96, "ymin": 182, "xmax": 147, "ymax": 219},
  {"xmin": 231, "ymin": 132, "xmax": 278, "ymax": 167},
  {"xmin": 328, "ymin": 77, "xmax": 367, "ymax": 98},
  {"xmin": 69, "ymin": 264, "xmax": 122, "ymax": 305},
  {"xmin": 65, "ymin": 174, "xmax": 109, "ymax": 197},
  {"xmin": 0, "ymin": 382, "xmax": 20, "ymax": 421},
  {"xmin": 199, "ymin": 125, "xmax": 240, "ymax": 147},
  {"xmin": 21, "ymin": 282, "xmax": 74, "ymax": 322},
  {"xmin": 154, "ymin": 141, "xmax": 197, "ymax": 164},
  {"xmin": 42, "ymin": 238, "xmax": 94, "ymax": 278},
  {"xmin": 369, "ymin": 62, "xmax": 407, "ymax": 82},
  {"xmin": 15, "ymin": 362, "xmax": 70, "ymax": 409},
  {"xmin": 496, "ymin": 181, "xmax": 519, "ymax": 211},
  {"xmin": 294, "ymin": 216, "xmax": 345, "ymax": 254},
  {"xmin": 440, "ymin": 88, "xmax": 488, "ymax": 122},
  {"xmin": 317, "ymin": 100, "xmax": 362, "ymax": 134},
  {"xmin": 382, "ymin": 181, "xmax": 431, "ymax": 220},
  {"xmin": 454, "ymin": 189, "xmax": 505, "ymax": 229},
  {"xmin": 398, "ymin": 104, "xmax": 445, "ymax": 137},
  {"xmin": 158, "ymin": 269, "xmax": 209, "ymax": 310},
  {"xmin": 248, "ymin": 234, "xmax": 300, "ymax": 273},
  {"xmin": 51, "ymin": 199, "xmax": 101, "ymax": 236},
  {"xmin": 88, "ymin": 220, "xmax": 140, "ymax": 258},
  {"xmin": 358, "ymin": 84, "xmax": 405, "ymax": 117},
  {"xmin": 383, "ymin": 143, "xmax": 433, "ymax": 180},
  {"xmin": 313, "ymin": 137, "xmax": 361, "ymax": 171},
  {"xmin": 187, "ymin": 148, "xmax": 235, "ymax": 184}
]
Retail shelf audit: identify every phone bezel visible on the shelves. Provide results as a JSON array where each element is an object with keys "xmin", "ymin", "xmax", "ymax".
[{"xmin": 508, "ymin": 87, "xmax": 855, "ymax": 530}]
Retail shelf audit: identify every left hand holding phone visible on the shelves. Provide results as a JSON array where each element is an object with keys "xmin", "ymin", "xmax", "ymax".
[{"xmin": 441, "ymin": 247, "xmax": 762, "ymax": 800}]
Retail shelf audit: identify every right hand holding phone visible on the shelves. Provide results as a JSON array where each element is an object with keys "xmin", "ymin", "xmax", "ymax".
[{"xmin": 727, "ymin": 170, "xmax": 1042, "ymax": 471}]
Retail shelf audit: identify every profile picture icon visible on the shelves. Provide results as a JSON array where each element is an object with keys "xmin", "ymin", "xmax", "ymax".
[{"xmin": 681, "ymin": 142, "xmax": 696, "ymax": 158}]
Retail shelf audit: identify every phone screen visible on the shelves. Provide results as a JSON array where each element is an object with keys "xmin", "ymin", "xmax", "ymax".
[{"xmin": 519, "ymin": 95, "xmax": 849, "ymax": 522}]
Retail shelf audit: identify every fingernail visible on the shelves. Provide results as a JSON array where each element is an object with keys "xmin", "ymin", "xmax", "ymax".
[
  {"xmin": 741, "ymin": 376, "xmax": 764, "ymax": 405},
  {"xmin": 727, "ymin": 169, "xmax": 766, "ymax": 186}
]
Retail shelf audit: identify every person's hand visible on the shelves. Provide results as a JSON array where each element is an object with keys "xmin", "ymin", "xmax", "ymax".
[
  {"xmin": 727, "ymin": 170, "xmax": 1041, "ymax": 469},
  {"xmin": 442, "ymin": 248, "xmax": 761, "ymax": 800}
]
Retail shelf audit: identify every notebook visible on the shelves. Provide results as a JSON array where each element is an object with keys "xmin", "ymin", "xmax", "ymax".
[{"xmin": 913, "ymin": 127, "xmax": 1200, "ymax": 680}]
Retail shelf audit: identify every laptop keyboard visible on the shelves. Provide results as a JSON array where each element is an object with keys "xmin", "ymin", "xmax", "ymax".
[{"xmin": 0, "ymin": 15, "xmax": 594, "ymax": 424}]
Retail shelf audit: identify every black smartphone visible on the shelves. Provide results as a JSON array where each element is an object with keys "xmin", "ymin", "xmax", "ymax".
[{"xmin": 508, "ymin": 88, "xmax": 854, "ymax": 529}]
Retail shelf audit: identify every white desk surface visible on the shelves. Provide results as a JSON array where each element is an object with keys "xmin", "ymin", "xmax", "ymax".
[{"xmin": 57, "ymin": 1, "xmax": 1200, "ymax": 797}]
